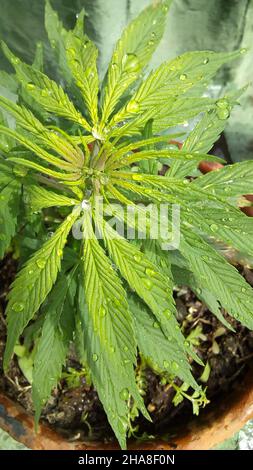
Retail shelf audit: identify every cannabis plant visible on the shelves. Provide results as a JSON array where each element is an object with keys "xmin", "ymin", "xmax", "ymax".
[{"xmin": 0, "ymin": 0, "xmax": 253, "ymax": 448}]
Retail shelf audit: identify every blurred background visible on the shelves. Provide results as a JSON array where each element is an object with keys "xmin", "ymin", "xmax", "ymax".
[{"xmin": 0, "ymin": 0, "xmax": 252, "ymax": 163}]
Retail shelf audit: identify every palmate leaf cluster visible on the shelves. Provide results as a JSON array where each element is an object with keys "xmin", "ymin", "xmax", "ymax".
[{"xmin": 0, "ymin": 0, "xmax": 253, "ymax": 448}]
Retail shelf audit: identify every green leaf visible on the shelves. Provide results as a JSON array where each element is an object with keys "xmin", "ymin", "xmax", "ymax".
[
  {"xmin": 95, "ymin": 216, "xmax": 195, "ymax": 369},
  {"xmin": 152, "ymin": 97, "xmax": 215, "ymax": 133},
  {"xmin": 192, "ymin": 160, "xmax": 253, "ymax": 197},
  {"xmin": 188, "ymin": 205, "xmax": 253, "ymax": 259},
  {"xmin": 80, "ymin": 210, "xmax": 147, "ymax": 449},
  {"xmin": 33, "ymin": 42, "xmax": 44, "ymax": 72},
  {"xmin": 65, "ymin": 11, "xmax": 99, "ymax": 126},
  {"xmin": 172, "ymin": 265, "xmax": 234, "ymax": 331},
  {"xmin": 166, "ymin": 91, "xmax": 242, "ymax": 178},
  {"xmin": 1, "ymin": 42, "xmax": 90, "ymax": 131},
  {"xmin": 112, "ymin": 49, "xmax": 244, "ymax": 129},
  {"xmin": 101, "ymin": 1, "xmax": 171, "ymax": 126},
  {"xmin": 0, "ymin": 177, "xmax": 21, "ymax": 259},
  {"xmin": 108, "ymin": 148, "xmax": 222, "ymax": 171},
  {"xmin": 32, "ymin": 272, "xmax": 76, "ymax": 424},
  {"xmin": 0, "ymin": 95, "xmax": 84, "ymax": 167},
  {"xmin": 26, "ymin": 185, "xmax": 79, "ymax": 212},
  {"xmin": 129, "ymin": 296, "xmax": 198, "ymax": 388},
  {"xmin": 0, "ymin": 125, "xmax": 79, "ymax": 173},
  {"xmin": 45, "ymin": 0, "xmax": 72, "ymax": 84},
  {"xmin": 179, "ymin": 229, "xmax": 253, "ymax": 330},
  {"xmin": 4, "ymin": 207, "xmax": 80, "ymax": 369}
]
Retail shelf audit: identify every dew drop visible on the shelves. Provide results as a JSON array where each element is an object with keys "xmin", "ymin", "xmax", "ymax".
[
  {"xmin": 92, "ymin": 353, "xmax": 98, "ymax": 362},
  {"xmin": 132, "ymin": 173, "xmax": 143, "ymax": 181},
  {"xmin": 126, "ymin": 100, "xmax": 140, "ymax": 113},
  {"xmin": 163, "ymin": 308, "xmax": 172, "ymax": 319},
  {"xmin": 203, "ymin": 58, "xmax": 209, "ymax": 64},
  {"xmin": 124, "ymin": 53, "xmax": 140, "ymax": 73},
  {"xmin": 179, "ymin": 73, "xmax": 187, "ymax": 81},
  {"xmin": 41, "ymin": 89, "xmax": 48, "ymax": 97},
  {"xmin": 134, "ymin": 254, "xmax": 142, "ymax": 263},
  {"xmin": 26, "ymin": 82, "xmax": 35, "ymax": 91},
  {"xmin": 100, "ymin": 305, "xmax": 107, "ymax": 317},
  {"xmin": 145, "ymin": 268, "xmax": 157, "ymax": 277},
  {"xmin": 119, "ymin": 388, "xmax": 129, "ymax": 400},
  {"xmin": 110, "ymin": 346, "xmax": 115, "ymax": 353},
  {"xmin": 12, "ymin": 302, "xmax": 24, "ymax": 312},
  {"xmin": 11, "ymin": 57, "xmax": 20, "ymax": 65},
  {"xmin": 240, "ymin": 47, "xmax": 247, "ymax": 54},
  {"xmin": 36, "ymin": 259, "xmax": 46, "ymax": 269},
  {"xmin": 123, "ymin": 345, "xmax": 129, "ymax": 352},
  {"xmin": 57, "ymin": 249, "xmax": 63, "ymax": 257},
  {"xmin": 210, "ymin": 223, "xmax": 218, "ymax": 232},
  {"xmin": 143, "ymin": 278, "xmax": 152, "ymax": 290},
  {"xmin": 241, "ymin": 287, "xmax": 246, "ymax": 293},
  {"xmin": 172, "ymin": 361, "xmax": 179, "ymax": 371},
  {"xmin": 153, "ymin": 321, "xmax": 160, "ymax": 329}
]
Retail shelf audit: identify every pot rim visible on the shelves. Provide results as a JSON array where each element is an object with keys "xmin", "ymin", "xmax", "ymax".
[{"xmin": 1, "ymin": 365, "xmax": 253, "ymax": 450}]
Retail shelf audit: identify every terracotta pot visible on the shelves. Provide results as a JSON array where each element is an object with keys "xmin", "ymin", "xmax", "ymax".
[{"xmin": 1, "ymin": 366, "xmax": 253, "ymax": 450}]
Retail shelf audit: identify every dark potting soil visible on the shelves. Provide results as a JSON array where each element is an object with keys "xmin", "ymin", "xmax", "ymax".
[{"xmin": 1, "ymin": 254, "xmax": 253, "ymax": 444}]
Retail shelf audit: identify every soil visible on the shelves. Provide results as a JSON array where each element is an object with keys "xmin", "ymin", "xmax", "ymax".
[{"xmin": 1, "ymin": 254, "xmax": 253, "ymax": 445}]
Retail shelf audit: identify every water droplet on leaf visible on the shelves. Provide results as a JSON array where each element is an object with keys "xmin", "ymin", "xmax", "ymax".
[
  {"xmin": 145, "ymin": 268, "xmax": 157, "ymax": 277},
  {"xmin": 26, "ymin": 82, "xmax": 35, "ymax": 91},
  {"xmin": 100, "ymin": 306, "xmax": 107, "ymax": 317},
  {"xmin": 126, "ymin": 100, "xmax": 140, "ymax": 113},
  {"xmin": 163, "ymin": 308, "xmax": 172, "ymax": 319},
  {"xmin": 124, "ymin": 53, "xmax": 140, "ymax": 73},
  {"xmin": 172, "ymin": 361, "xmax": 179, "ymax": 371},
  {"xmin": 119, "ymin": 388, "xmax": 129, "ymax": 400},
  {"xmin": 143, "ymin": 279, "xmax": 152, "ymax": 290},
  {"xmin": 36, "ymin": 259, "xmax": 46, "ymax": 269},
  {"xmin": 179, "ymin": 73, "xmax": 187, "ymax": 81},
  {"xmin": 13, "ymin": 302, "xmax": 24, "ymax": 312},
  {"xmin": 210, "ymin": 223, "xmax": 218, "ymax": 232}
]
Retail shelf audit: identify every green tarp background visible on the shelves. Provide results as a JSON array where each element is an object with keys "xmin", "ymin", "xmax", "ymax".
[{"xmin": 0, "ymin": 0, "xmax": 252, "ymax": 162}]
